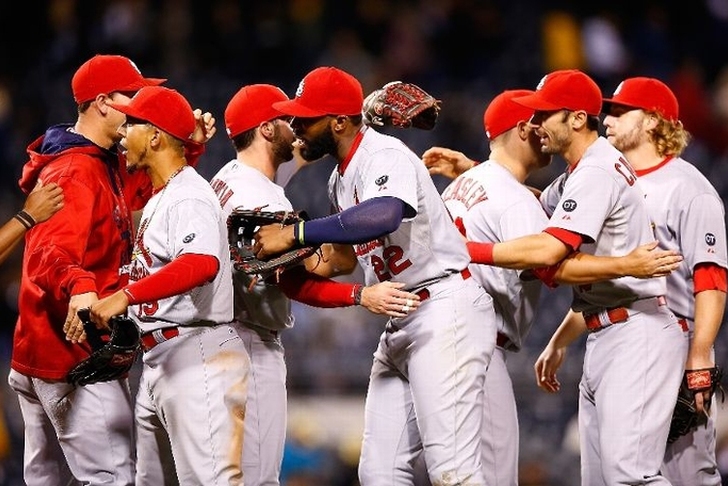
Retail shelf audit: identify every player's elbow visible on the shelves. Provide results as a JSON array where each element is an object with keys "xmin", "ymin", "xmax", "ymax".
[{"xmin": 537, "ymin": 249, "xmax": 567, "ymax": 267}]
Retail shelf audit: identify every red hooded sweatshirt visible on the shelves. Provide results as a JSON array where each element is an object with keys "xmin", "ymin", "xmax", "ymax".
[{"xmin": 11, "ymin": 124, "xmax": 202, "ymax": 379}]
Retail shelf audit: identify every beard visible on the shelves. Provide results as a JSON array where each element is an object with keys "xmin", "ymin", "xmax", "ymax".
[
  {"xmin": 610, "ymin": 126, "xmax": 642, "ymax": 153},
  {"xmin": 299, "ymin": 125, "xmax": 337, "ymax": 162},
  {"xmin": 271, "ymin": 128, "xmax": 295, "ymax": 163}
]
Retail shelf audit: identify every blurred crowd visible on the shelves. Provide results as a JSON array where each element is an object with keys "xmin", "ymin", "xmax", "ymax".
[{"xmin": 1, "ymin": 0, "xmax": 728, "ymax": 484}]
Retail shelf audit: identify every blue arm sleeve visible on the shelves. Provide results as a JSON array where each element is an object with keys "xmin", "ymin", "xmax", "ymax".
[{"xmin": 301, "ymin": 197, "xmax": 406, "ymax": 245}]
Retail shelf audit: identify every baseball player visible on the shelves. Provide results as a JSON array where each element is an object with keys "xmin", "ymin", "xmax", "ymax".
[
  {"xmin": 8, "ymin": 54, "xmax": 177, "ymax": 486},
  {"xmin": 437, "ymin": 89, "xmax": 553, "ymax": 486},
  {"xmin": 420, "ymin": 89, "xmax": 682, "ymax": 485},
  {"xmin": 254, "ymin": 66, "xmax": 497, "ymax": 485},
  {"xmin": 209, "ymin": 83, "xmax": 423, "ymax": 485},
  {"xmin": 467, "ymin": 70, "xmax": 688, "ymax": 485},
  {"xmin": 0, "ymin": 180, "xmax": 63, "ymax": 265},
  {"xmin": 538, "ymin": 77, "xmax": 727, "ymax": 485},
  {"xmin": 86, "ymin": 85, "xmax": 249, "ymax": 485}
]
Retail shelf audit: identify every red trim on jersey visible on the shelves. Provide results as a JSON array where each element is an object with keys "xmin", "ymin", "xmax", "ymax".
[
  {"xmin": 123, "ymin": 253, "xmax": 219, "ymax": 305},
  {"xmin": 338, "ymin": 126, "xmax": 367, "ymax": 175},
  {"xmin": 276, "ymin": 266, "xmax": 357, "ymax": 307},
  {"xmin": 543, "ymin": 227, "xmax": 583, "ymax": 251},
  {"xmin": 467, "ymin": 241, "xmax": 494, "ymax": 265},
  {"xmin": 694, "ymin": 263, "xmax": 728, "ymax": 294},
  {"xmin": 634, "ymin": 156, "xmax": 674, "ymax": 177}
]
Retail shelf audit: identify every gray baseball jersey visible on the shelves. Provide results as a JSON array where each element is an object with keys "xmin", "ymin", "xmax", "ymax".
[
  {"xmin": 211, "ymin": 160, "xmax": 295, "ymax": 333},
  {"xmin": 441, "ymin": 161, "xmax": 546, "ymax": 351},
  {"xmin": 329, "ymin": 127, "xmax": 471, "ymax": 288},
  {"xmin": 128, "ymin": 166, "xmax": 233, "ymax": 330},
  {"xmin": 637, "ymin": 157, "xmax": 728, "ymax": 319},
  {"xmin": 547, "ymin": 138, "xmax": 667, "ymax": 311}
]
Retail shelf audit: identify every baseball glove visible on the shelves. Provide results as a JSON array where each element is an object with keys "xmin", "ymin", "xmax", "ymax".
[
  {"xmin": 667, "ymin": 366, "xmax": 725, "ymax": 444},
  {"xmin": 227, "ymin": 208, "xmax": 320, "ymax": 280},
  {"xmin": 362, "ymin": 81, "xmax": 442, "ymax": 130},
  {"xmin": 66, "ymin": 309, "xmax": 141, "ymax": 387}
]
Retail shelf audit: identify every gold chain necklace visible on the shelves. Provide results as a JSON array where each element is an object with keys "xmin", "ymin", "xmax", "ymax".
[{"xmin": 133, "ymin": 165, "xmax": 188, "ymax": 255}]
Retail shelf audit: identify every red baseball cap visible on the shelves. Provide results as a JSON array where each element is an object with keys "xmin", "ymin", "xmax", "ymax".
[
  {"xmin": 602, "ymin": 77, "xmax": 679, "ymax": 121},
  {"xmin": 484, "ymin": 89, "xmax": 535, "ymax": 140},
  {"xmin": 272, "ymin": 66, "xmax": 364, "ymax": 118},
  {"xmin": 225, "ymin": 84, "xmax": 290, "ymax": 138},
  {"xmin": 72, "ymin": 54, "xmax": 166, "ymax": 104},
  {"xmin": 109, "ymin": 86, "xmax": 195, "ymax": 141},
  {"xmin": 513, "ymin": 69, "xmax": 602, "ymax": 116}
]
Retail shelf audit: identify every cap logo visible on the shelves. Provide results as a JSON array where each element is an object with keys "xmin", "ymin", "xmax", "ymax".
[
  {"xmin": 535, "ymin": 74, "xmax": 549, "ymax": 91},
  {"xmin": 375, "ymin": 175, "xmax": 389, "ymax": 186},
  {"xmin": 295, "ymin": 79, "xmax": 305, "ymax": 98},
  {"xmin": 706, "ymin": 233, "xmax": 716, "ymax": 246},
  {"xmin": 612, "ymin": 81, "xmax": 626, "ymax": 96}
]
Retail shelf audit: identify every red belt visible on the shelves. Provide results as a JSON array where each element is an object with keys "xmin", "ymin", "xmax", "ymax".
[
  {"xmin": 140, "ymin": 327, "xmax": 180, "ymax": 352},
  {"xmin": 583, "ymin": 295, "xmax": 667, "ymax": 332},
  {"xmin": 677, "ymin": 318, "xmax": 689, "ymax": 332},
  {"xmin": 415, "ymin": 268, "xmax": 471, "ymax": 301}
]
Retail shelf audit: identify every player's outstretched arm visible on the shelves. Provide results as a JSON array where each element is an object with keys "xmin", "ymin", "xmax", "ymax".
[
  {"xmin": 421, "ymin": 146, "xmax": 477, "ymax": 180},
  {"xmin": 276, "ymin": 266, "xmax": 420, "ymax": 317},
  {"xmin": 534, "ymin": 310, "xmax": 587, "ymax": 393},
  {"xmin": 553, "ymin": 241, "xmax": 682, "ymax": 284}
]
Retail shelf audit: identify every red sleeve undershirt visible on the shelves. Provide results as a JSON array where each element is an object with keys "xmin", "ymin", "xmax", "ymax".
[
  {"xmin": 275, "ymin": 266, "xmax": 358, "ymax": 307},
  {"xmin": 694, "ymin": 263, "xmax": 728, "ymax": 294},
  {"xmin": 123, "ymin": 253, "xmax": 219, "ymax": 305}
]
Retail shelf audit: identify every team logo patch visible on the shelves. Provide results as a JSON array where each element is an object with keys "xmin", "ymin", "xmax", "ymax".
[
  {"xmin": 375, "ymin": 175, "xmax": 389, "ymax": 186},
  {"xmin": 562, "ymin": 199, "xmax": 577, "ymax": 212},
  {"xmin": 706, "ymin": 233, "xmax": 716, "ymax": 246},
  {"xmin": 295, "ymin": 79, "xmax": 305, "ymax": 98},
  {"xmin": 183, "ymin": 233, "xmax": 196, "ymax": 243}
]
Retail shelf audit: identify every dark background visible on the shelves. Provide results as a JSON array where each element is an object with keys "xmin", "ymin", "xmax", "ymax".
[{"xmin": 0, "ymin": 1, "xmax": 727, "ymax": 484}]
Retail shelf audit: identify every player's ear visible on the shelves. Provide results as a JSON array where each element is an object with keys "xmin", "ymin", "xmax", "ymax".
[
  {"xmin": 570, "ymin": 110, "xmax": 588, "ymax": 129},
  {"xmin": 516, "ymin": 120, "xmax": 530, "ymax": 140},
  {"xmin": 332, "ymin": 115, "xmax": 349, "ymax": 133},
  {"xmin": 259, "ymin": 120, "xmax": 276, "ymax": 140}
]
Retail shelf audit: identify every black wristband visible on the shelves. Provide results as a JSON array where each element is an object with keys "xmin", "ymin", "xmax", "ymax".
[{"xmin": 14, "ymin": 210, "xmax": 36, "ymax": 230}]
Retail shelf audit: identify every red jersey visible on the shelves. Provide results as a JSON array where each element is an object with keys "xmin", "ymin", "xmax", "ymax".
[{"xmin": 12, "ymin": 125, "xmax": 147, "ymax": 379}]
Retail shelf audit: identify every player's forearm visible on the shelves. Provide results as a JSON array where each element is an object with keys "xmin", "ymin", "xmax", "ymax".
[
  {"xmin": 549, "ymin": 310, "xmax": 587, "ymax": 348},
  {"xmin": 688, "ymin": 290, "xmax": 726, "ymax": 366},
  {"xmin": 554, "ymin": 252, "xmax": 629, "ymax": 284},
  {"xmin": 0, "ymin": 218, "xmax": 27, "ymax": 265},
  {"xmin": 277, "ymin": 266, "xmax": 358, "ymax": 307},
  {"xmin": 470, "ymin": 232, "xmax": 570, "ymax": 269},
  {"xmin": 300, "ymin": 197, "xmax": 404, "ymax": 245}
]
